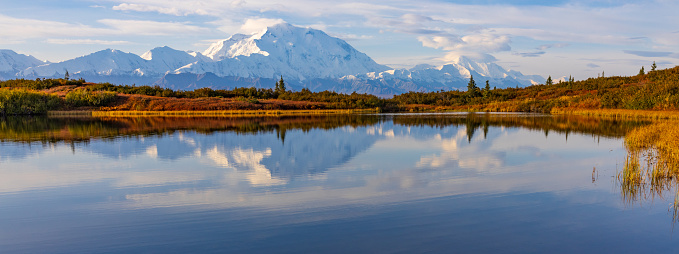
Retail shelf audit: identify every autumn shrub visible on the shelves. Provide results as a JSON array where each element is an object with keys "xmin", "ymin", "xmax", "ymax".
[
  {"xmin": 65, "ymin": 89, "xmax": 116, "ymax": 107},
  {"xmin": 0, "ymin": 89, "xmax": 62, "ymax": 115}
]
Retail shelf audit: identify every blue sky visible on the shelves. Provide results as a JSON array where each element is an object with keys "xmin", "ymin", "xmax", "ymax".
[{"xmin": 1, "ymin": 0, "xmax": 677, "ymax": 79}]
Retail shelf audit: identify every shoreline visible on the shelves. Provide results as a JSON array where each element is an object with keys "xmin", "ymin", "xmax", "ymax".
[
  {"xmin": 43, "ymin": 108, "xmax": 679, "ymax": 120},
  {"xmin": 47, "ymin": 108, "xmax": 381, "ymax": 117},
  {"xmin": 550, "ymin": 108, "xmax": 679, "ymax": 120}
]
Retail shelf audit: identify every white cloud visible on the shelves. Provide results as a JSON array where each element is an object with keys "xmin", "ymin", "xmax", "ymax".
[
  {"xmin": 0, "ymin": 14, "xmax": 109, "ymax": 40},
  {"xmin": 239, "ymin": 18, "xmax": 285, "ymax": 34},
  {"xmin": 330, "ymin": 33, "xmax": 374, "ymax": 41},
  {"xmin": 537, "ymin": 43, "xmax": 570, "ymax": 50},
  {"xmin": 46, "ymin": 39, "xmax": 131, "ymax": 45},
  {"xmin": 418, "ymin": 35, "xmax": 462, "ymax": 50},
  {"xmin": 0, "ymin": 14, "xmax": 209, "ymax": 44},
  {"xmin": 113, "ymin": 3, "xmax": 211, "ymax": 16},
  {"xmin": 3, "ymin": 0, "xmax": 679, "ymax": 76},
  {"xmin": 417, "ymin": 33, "xmax": 511, "ymax": 62},
  {"xmin": 97, "ymin": 19, "xmax": 211, "ymax": 36},
  {"xmin": 458, "ymin": 34, "xmax": 511, "ymax": 52}
]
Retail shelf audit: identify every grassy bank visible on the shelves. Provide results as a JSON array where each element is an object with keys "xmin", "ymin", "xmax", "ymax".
[
  {"xmin": 551, "ymin": 108, "xmax": 679, "ymax": 120},
  {"xmin": 87, "ymin": 108, "xmax": 379, "ymax": 117},
  {"xmin": 2, "ymin": 65, "xmax": 679, "ymax": 114},
  {"xmin": 618, "ymin": 120, "xmax": 679, "ymax": 220}
]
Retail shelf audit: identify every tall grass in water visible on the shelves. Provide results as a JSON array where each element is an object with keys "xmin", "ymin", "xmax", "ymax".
[
  {"xmin": 620, "ymin": 121, "xmax": 679, "ymax": 221},
  {"xmin": 553, "ymin": 108, "xmax": 679, "ymax": 120},
  {"xmin": 90, "ymin": 109, "xmax": 378, "ymax": 117}
]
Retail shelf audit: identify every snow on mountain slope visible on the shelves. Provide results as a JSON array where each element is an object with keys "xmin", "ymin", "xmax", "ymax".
[
  {"xmin": 21, "ymin": 49, "xmax": 149, "ymax": 77},
  {"xmin": 21, "ymin": 47, "xmax": 208, "ymax": 78},
  {"xmin": 7, "ymin": 22, "xmax": 544, "ymax": 94},
  {"xmin": 141, "ymin": 46, "xmax": 208, "ymax": 73},
  {"xmin": 202, "ymin": 34, "xmax": 252, "ymax": 60},
  {"xmin": 181, "ymin": 23, "xmax": 391, "ymax": 80},
  {"xmin": 0, "ymin": 50, "xmax": 46, "ymax": 79},
  {"xmin": 354, "ymin": 56, "xmax": 545, "ymax": 90}
]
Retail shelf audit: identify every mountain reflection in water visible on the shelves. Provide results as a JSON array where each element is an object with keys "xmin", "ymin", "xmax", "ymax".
[
  {"xmin": 2, "ymin": 113, "xmax": 676, "ymax": 254},
  {"xmin": 0, "ymin": 113, "xmax": 646, "ymax": 179}
]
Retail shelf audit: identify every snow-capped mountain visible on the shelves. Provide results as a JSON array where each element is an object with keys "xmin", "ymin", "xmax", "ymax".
[
  {"xmin": 177, "ymin": 23, "xmax": 391, "ymax": 80},
  {"xmin": 356, "ymin": 56, "xmax": 544, "ymax": 90},
  {"xmin": 21, "ymin": 49, "xmax": 147, "ymax": 77},
  {"xmin": 4, "ymin": 22, "xmax": 544, "ymax": 95},
  {"xmin": 0, "ymin": 50, "xmax": 47, "ymax": 79},
  {"xmin": 141, "ymin": 46, "xmax": 210, "ymax": 73},
  {"xmin": 21, "ymin": 47, "xmax": 207, "ymax": 78}
]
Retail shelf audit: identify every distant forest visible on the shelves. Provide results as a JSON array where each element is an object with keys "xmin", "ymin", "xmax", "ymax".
[{"xmin": 0, "ymin": 64, "xmax": 678, "ymax": 115}]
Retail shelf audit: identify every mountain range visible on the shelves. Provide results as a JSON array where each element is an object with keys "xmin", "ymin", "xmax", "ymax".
[{"xmin": 1, "ymin": 23, "xmax": 544, "ymax": 96}]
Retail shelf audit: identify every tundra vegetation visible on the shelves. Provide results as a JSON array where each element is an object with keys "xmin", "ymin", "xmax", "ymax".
[
  {"xmin": 4, "ymin": 64, "xmax": 679, "ymax": 222},
  {"xmin": 0, "ymin": 64, "xmax": 677, "ymax": 114}
]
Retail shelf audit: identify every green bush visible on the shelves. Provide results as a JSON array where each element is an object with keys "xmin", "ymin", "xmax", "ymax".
[
  {"xmin": 65, "ymin": 89, "xmax": 116, "ymax": 107},
  {"xmin": 0, "ymin": 78, "xmax": 86, "ymax": 90},
  {"xmin": 236, "ymin": 96, "xmax": 260, "ymax": 104},
  {"xmin": 0, "ymin": 89, "xmax": 62, "ymax": 115}
]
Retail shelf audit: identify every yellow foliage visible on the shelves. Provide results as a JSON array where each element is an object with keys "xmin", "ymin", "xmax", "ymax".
[{"xmin": 620, "ymin": 120, "xmax": 679, "ymax": 211}]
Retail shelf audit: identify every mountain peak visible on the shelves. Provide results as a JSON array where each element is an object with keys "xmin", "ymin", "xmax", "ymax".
[
  {"xmin": 142, "ymin": 46, "xmax": 189, "ymax": 60},
  {"xmin": 262, "ymin": 22, "xmax": 299, "ymax": 35},
  {"xmin": 195, "ymin": 23, "xmax": 389, "ymax": 80},
  {"xmin": 3, "ymin": 23, "xmax": 542, "ymax": 93},
  {"xmin": 202, "ymin": 33, "xmax": 261, "ymax": 61},
  {"xmin": 0, "ymin": 50, "xmax": 46, "ymax": 75}
]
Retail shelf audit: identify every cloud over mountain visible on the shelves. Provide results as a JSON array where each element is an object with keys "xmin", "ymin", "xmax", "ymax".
[{"xmin": 2, "ymin": 23, "xmax": 543, "ymax": 95}]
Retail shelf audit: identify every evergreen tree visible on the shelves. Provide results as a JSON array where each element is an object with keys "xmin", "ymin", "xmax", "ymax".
[
  {"xmin": 64, "ymin": 69, "xmax": 70, "ymax": 80},
  {"xmin": 651, "ymin": 61, "xmax": 657, "ymax": 71},
  {"xmin": 545, "ymin": 75, "xmax": 553, "ymax": 85},
  {"xmin": 466, "ymin": 75, "xmax": 480, "ymax": 97},
  {"xmin": 275, "ymin": 76, "xmax": 286, "ymax": 93},
  {"xmin": 483, "ymin": 80, "xmax": 491, "ymax": 98},
  {"xmin": 639, "ymin": 66, "xmax": 645, "ymax": 75}
]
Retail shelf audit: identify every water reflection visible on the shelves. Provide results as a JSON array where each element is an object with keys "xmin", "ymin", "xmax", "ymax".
[
  {"xmin": 0, "ymin": 113, "xmax": 648, "ymax": 191},
  {"xmin": 1, "ymin": 113, "xmax": 672, "ymax": 253}
]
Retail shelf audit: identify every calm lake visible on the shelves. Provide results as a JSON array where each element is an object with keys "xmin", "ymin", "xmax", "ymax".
[{"xmin": 1, "ymin": 113, "xmax": 677, "ymax": 253}]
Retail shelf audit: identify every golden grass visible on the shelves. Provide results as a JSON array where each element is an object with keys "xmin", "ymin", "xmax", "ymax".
[
  {"xmin": 47, "ymin": 111, "xmax": 94, "ymax": 116},
  {"xmin": 552, "ymin": 108, "xmax": 679, "ymax": 120},
  {"xmin": 87, "ymin": 108, "xmax": 379, "ymax": 117},
  {"xmin": 619, "ymin": 120, "xmax": 679, "ymax": 217},
  {"xmin": 624, "ymin": 121, "xmax": 679, "ymax": 174}
]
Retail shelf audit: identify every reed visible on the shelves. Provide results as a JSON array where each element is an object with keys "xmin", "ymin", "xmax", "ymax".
[
  {"xmin": 619, "ymin": 120, "xmax": 679, "ymax": 221},
  {"xmin": 89, "ymin": 108, "xmax": 379, "ymax": 117},
  {"xmin": 552, "ymin": 108, "xmax": 679, "ymax": 120},
  {"xmin": 48, "ymin": 111, "xmax": 93, "ymax": 116}
]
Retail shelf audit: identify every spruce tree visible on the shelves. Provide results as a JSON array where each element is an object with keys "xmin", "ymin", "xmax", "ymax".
[
  {"xmin": 651, "ymin": 61, "xmax": 657, "ymax": 71},
  {"xmin": 545, "ymin": 75, "xmax": 553, "ymax": 85},
  {"xmin": 64, "ymin": 70, "xmax": 70, "ymax": 80},
  {"xmin": 639, "ymin": 66, "xmax": 645, "ymax": 75},
  {"xmin": 483, "ymin": 80, "xmax": 491, "ymax": 98},
  {"xmin": 466, "ymin": 75, "xmax": 479, "ymax": 97},
  {"xmin": 276, "ymin": 76, "xmax": 286, "ymax": 93}
]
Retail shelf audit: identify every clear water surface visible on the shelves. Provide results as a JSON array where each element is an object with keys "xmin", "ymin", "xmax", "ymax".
[{"xmin": 0, "ymin": 113, "xmax": 676, "ymax": 253}]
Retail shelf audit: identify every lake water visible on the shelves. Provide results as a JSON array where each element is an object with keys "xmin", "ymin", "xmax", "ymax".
[{"xmin": 0, "ymin": 113, "xmax": 677, "ymax": 253}]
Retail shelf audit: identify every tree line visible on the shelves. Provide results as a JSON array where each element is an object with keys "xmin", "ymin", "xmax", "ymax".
[{"xmin": 0, "ymin": 63, "xmax": 677, "ymax": 115}]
